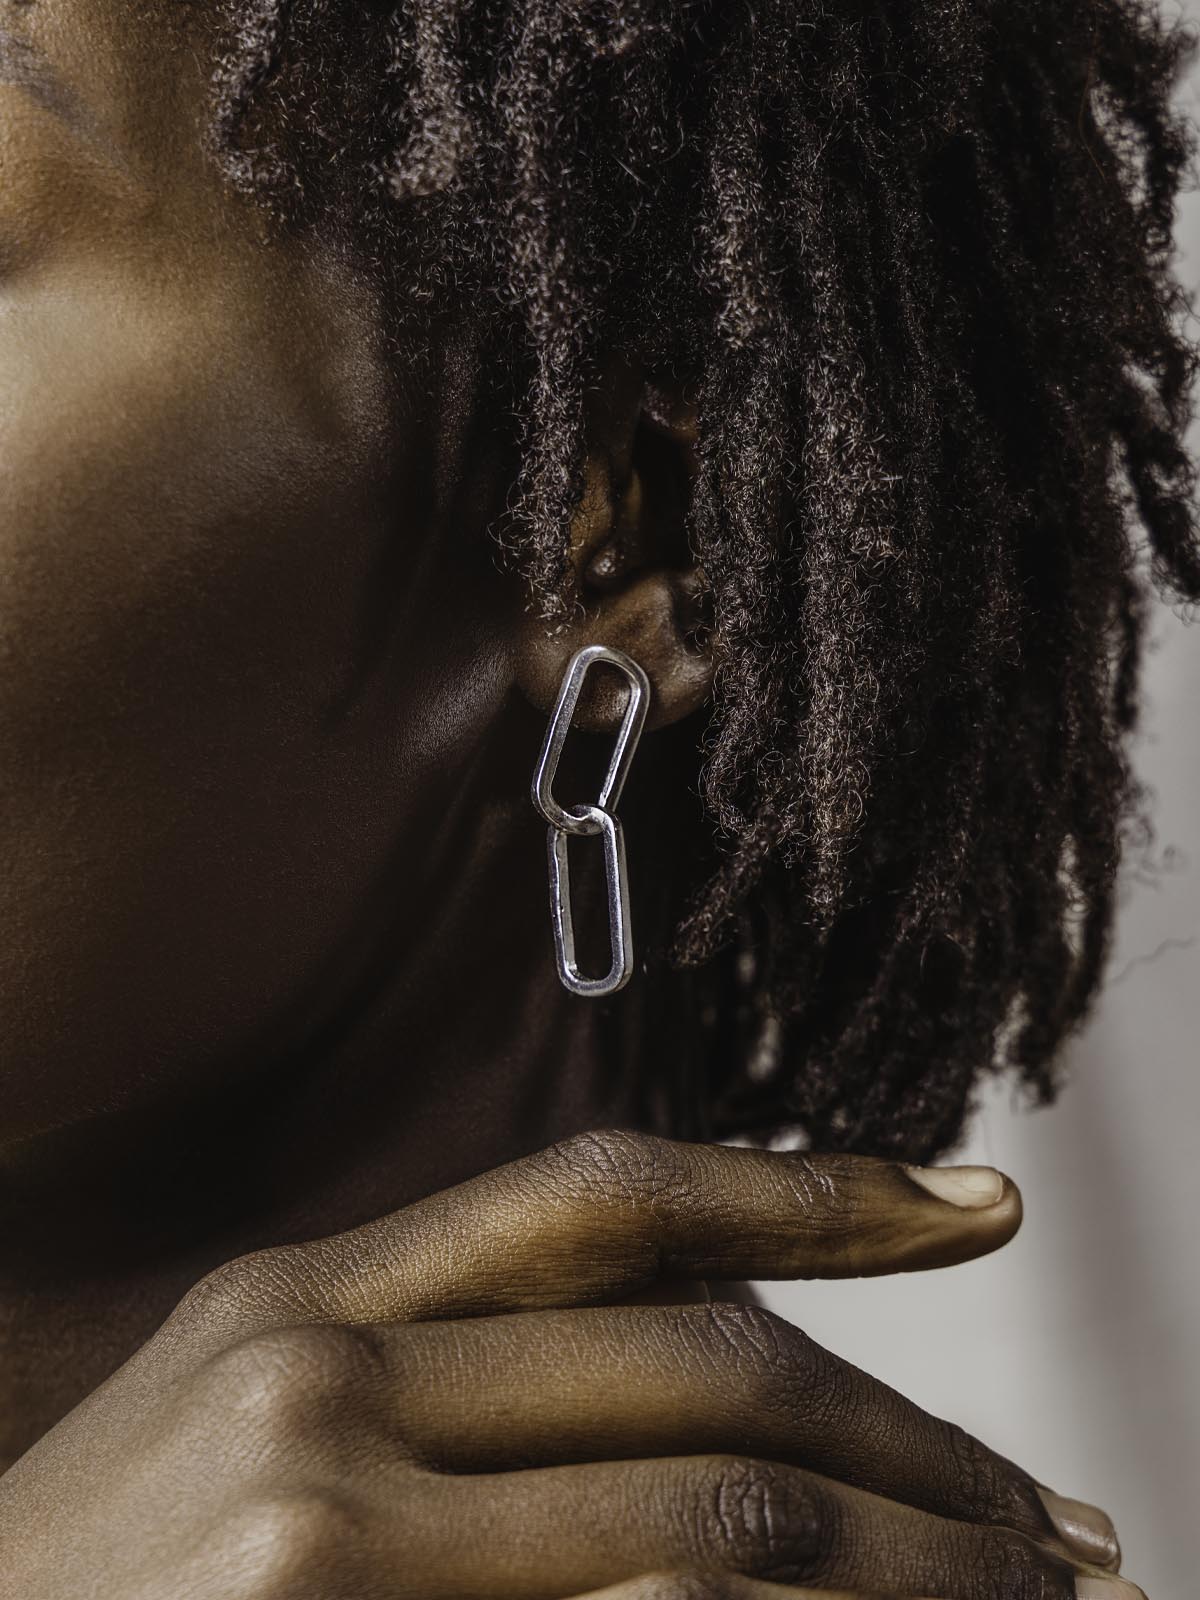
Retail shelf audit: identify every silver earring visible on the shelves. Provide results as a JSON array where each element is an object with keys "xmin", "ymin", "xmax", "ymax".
[{"xmin": 531, "ymin": 644, "xmax": 651, "ymax": 997}]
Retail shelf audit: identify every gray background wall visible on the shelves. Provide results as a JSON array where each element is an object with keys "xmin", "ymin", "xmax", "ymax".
[{"xmin": 756, "ymin": 13, "xmax": 1200, "ymax": 1595}]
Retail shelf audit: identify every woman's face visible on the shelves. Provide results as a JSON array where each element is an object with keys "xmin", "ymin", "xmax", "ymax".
[{"xmin": 0, "ymin": 2, "xmax": 521, "ymax": 1143}]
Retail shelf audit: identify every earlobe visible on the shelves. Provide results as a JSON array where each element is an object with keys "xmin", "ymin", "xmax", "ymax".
[
  {"xmin": 514, "ymin": 567, "xmax": 713, "ymax": 733},
  {"xmin": 511, "ymin": 364, "xmax": 714, "ymax": 733}
]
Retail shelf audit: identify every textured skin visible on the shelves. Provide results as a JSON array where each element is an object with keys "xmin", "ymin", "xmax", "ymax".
[{"xmin": 0, "ymin": 1131, "xmax": 1109, "ymax": 1599}]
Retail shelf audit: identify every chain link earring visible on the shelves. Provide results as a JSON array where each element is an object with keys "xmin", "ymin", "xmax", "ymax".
[{"xmin": 531, "ymin": 644, "xmax": 651, "ymax": 997}]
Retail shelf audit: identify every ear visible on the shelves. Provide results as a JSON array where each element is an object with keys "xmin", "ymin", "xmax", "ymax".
[{"xmin": 511, "ymin": 357, "xmax": 714, "ymax": 733}]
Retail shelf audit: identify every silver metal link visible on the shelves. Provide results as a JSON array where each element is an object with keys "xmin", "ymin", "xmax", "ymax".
[
  {"xmin": 531, "ymin": 645, "xmax": 650, "ymax": 996},
  {"xmin": 547, "ymin": 804, "xmax": 631, "ymax": 997},
  {"xmin": 532, "ymin": 644, "xmax": 650, "ymax": 838}
]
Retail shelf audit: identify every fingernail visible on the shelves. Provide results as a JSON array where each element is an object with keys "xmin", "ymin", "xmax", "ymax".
[
  {"xmin": 906, "ymin": 1164, "xmax": 1005, "ymax": 1208},
  {"xmin": 1039, "ymin": 1486, "xmax": 1121, "ymax": 1569},
  {"xmin": 1075, "ymin": 1576, "xmax": 1147, "ymax": 1599}
]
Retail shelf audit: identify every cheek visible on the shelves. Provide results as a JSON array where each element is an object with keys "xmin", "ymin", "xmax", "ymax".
[{"xmin": 0, "ymin": 266, "xmax": 507, "ymax": 1139}]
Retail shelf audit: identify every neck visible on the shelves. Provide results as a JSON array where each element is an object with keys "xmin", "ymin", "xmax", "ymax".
[{"xmin": 0, "ymin": 701, "xmax": 702, "ymax": 1461}]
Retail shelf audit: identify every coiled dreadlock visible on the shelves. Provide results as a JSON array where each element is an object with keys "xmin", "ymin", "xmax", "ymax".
[{"xmin": 212, "ymin": 0, "xmax": 1200, "ymax": 1160}]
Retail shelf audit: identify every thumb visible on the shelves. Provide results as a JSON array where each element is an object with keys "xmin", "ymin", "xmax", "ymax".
[{"xmin": 184, "ymin": 1135, "xmax": 1022, "ymax": 1337}]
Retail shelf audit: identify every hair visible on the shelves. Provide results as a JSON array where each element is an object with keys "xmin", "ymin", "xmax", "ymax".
[{"xmin": 212, "ymin": 0, "xmax": 1200, "ymax": 1161}]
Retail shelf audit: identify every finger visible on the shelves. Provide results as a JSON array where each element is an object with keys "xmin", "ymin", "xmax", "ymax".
[
  {"xmin": 187, "ymin": 1131, "xmax": 1020, "ymax": 1334},
  {"xmin": 382, "ymin": 1302, "xmax": 1114, "ymax": 1567},
  {"xmin": 559, "ymin": 1575, "xmax": 930, "ymax": 1600},
  {"xmin": 401, "ymin": 1454, "xmax": 1091, "ymax": 1600}
]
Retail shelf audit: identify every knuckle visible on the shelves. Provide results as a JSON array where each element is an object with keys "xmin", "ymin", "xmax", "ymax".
[
  {"xmin": 219, "ymin": 1491, "xmax": 364, "ymax": 1594},
  {"xmin": 693, "ymin": 1301, "xmax": 809, "ymax": 1371},
  {"xmin": 685, "ymin": 1303, "xmax": 833, "ymax": 1426},
  {"xmin": 945, "ymin": 1419, "xmax": 998, "ymax": 1496},
  {"xmin": 169, "ymin": 1249, "xmax": 313, "ymax": 1348},
  {"xmin": 940, "ymin": 1422, "xmax": 1037, "ymax": 1530},
  {"xmin": 170, "ymin": 1255, "xmax": 261, "ymax": 1338},
  {"xmin": 536, "ymin": 1127, "xmax": 669, "ymax": 1204},
  {"xmin": 521, "ymin": 1131, "xmax": 702, "ymax": 1293},
  {"xmin": 973, "ymin": 1526, "xmax": 1068, "ymax": 1600},
  {"xmin": 196, "ymin": 1324, "xmax": 384, "ymax": 1447},
  {"xmin": 692, "ymin": 1456, "xmax": 833, "ymax": 1581},
  {"xmin": 171, "ymin": 1246, "xmax": 340, "ymax": 1348}
]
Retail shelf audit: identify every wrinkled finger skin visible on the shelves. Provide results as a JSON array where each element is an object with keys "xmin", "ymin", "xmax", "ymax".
[
  {"xmin": 367, "ymin": 1301, "xmax": 1057, "ymax": 1542},
  {"xmin": 166, "ymin": 1133, "xmax": 1026, "ymax": 1342},
  {"xmin": 0, "ymin": 1134, "xmax": 1124, "ymax": 1599}
]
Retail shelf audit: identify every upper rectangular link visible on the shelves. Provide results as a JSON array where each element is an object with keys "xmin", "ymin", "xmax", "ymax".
[{"xmin": 531, "ymin": 644, "xmax": 651, "ymax": 837}]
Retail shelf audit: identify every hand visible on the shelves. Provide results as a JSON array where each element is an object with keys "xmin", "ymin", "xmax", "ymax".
[{"xmin": 0, "ymin": 1131, "xmax": 1137, "ymax": 1600}]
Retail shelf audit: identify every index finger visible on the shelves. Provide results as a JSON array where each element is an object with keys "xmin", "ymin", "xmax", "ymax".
[{"xmin": 186, "ymin": 1130, "xmax": 1021, "ymax": 1336}]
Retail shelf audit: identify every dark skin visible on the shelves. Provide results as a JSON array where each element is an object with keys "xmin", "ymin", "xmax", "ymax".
[{"xmin": 0, "ymin": 3, "xmax": 1143, "ymax": 1596}]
